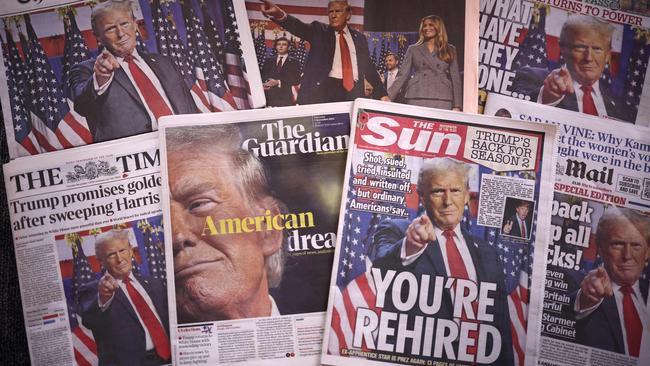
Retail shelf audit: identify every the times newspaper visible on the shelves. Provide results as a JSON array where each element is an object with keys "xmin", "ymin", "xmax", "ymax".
[
  {"xmin": 158, "ymin": 103, "xmax": 351, "ymax": 365},
  {"xmin": 479, "ymin": 0, "xmax": 650, "ymax": 126},
  {"xmin": 3, "ymin": 133, "xmax": 171, "ymax": 366},
  {"xmin": 485, "ymin": 93, "xmax": 650, "ymax": 366},
  {"xmin": 321, "ymin": 99, "xmax": 557, "ymax": 366},
  {"xmin": 0, "ymin": 0, "xmax": 264, "ymax": 159}
]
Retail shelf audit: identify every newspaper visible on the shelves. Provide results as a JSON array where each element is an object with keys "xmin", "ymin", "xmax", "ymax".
[
  {"xmin": 485, "ymin": 93, "xmax": 650, "ymax": 366},
  {"xmin": 0, "ymin": 0, "xmax": 264, "ymax": 159},
  {"xmin": 321, "ymin": 99, "xmax": 557, "ymax": 366},
  {"xmin": 247, "ymin": 0, "xmax": 479, "ymax": 113},
  {"xmin": 478, "ymin": 0, "xmax": 650, "ymax": 126},
  {"xmin": 158, "ymin": 102, "xmax": 352, "ymax": 365},
  {"xmin": 3, "ymin": 132, "xmax": 173, "ymax": 366}
]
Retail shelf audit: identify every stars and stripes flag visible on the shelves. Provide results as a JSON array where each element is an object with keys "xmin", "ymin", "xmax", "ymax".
[
  {"xmin": 3, "ymin": 26, "xmax": 40, "ymax": 155},
  {"xmin": 66, "ymin": 234, "xmax": 98, "ymax": 366},
  {"xmin": 60, "ymin": 11, "xmax": 93, "ymax": 146},
  {"xmin": 512, "ymin": 5, "xmax": 549, "ymax": 71},
  {"xmin": 377, "ymin": 35, "xmax": 389, "ymax": 75},
  {"xmin": 181, "ymin": 0, "xmax": 237, "ymax": 111},
  {"xmin": 200, "ymin": 0, "xmax": 226, "ymax": 73},
  {"xmin": 253, "ymin": 25, "xmax": 268, "ymax": 70},
  {"xmin": 295, "ymin": 38, "xmax": 307, "ymax": 72},
  {"xmin": 222, "ymin": 0, "xmax": 252, "ymax": 109},
  {"xmin": 138, "ymin": 219, "xmax": 167, "ymax": 281},
  {"xmin": 150, "ymin": 0, "xmax": 213, "ymax": 113},
  {"xmin": 623, "ymin": 30, "xmax": 649, "ymax": 120},
  {"xmin": 14, "ymin": 15, "xmax": 88, "ymax": 153},
  {"xmin": 397, "ymin": 34, "xmax": 407, "ymax": 66}
]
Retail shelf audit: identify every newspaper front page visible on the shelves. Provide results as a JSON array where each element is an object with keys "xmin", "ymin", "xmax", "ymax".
[
  {"xmin": 3, "ymin": 132, "xmax": 173, "ymax": 366},
  {"xmin": 321, "ymin": 99, "xmax": 557, "ymax": 366},
  {"xmin": 0, "ymin": 0, "xmax": 264, "ymax": 159},
  {"xmin": 485, "ymin": 93, "xmax": 650, "ymax": 366},
  {"xmin": 478, "ymin": 0, "xmax": 650, "ymax": 126},
  {"xmin": 158, "ymin": 102, "xmax": 352, "ymax": 365},
  {"xmin": 246, "ymin": 0, "xmax": 479, "ymax": 113}
]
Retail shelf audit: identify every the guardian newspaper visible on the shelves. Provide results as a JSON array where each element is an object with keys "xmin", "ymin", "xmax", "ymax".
[
  {"xmin": 321, "ymin": 99, "xmax": 557, "ymax": 366},
  {"xmin": 158, "ymin": 103, "xmax": 351, "ymax": 365},
  {"xmin": 4, "ymin": 133, "xmax": 171, "ymax": 366},
  {"xmin": 485, "ymin": 93, "xmax": 650, "ymax": 366}
]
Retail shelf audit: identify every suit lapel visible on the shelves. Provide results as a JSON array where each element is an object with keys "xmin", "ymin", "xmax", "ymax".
[
  {"xmin": 142, "ymin": 53, "xmax": 178, "ymax": 113},
  {"xmin": 113, "ymin": 67, "xmax": 143, "ymax": 107},
  {"xmin": 115, "ymin": 286, "xmax": 140, "ymax": 323},
  {"xmin": 602, "ymin": 295, "xmax": 625, "ymax": 352},
  {"xmin": 462, "ymin": 230, "xmax": 486, "ymax": 281},
  {"xmin": 326, "ymin": 27, "xmax": 336, "ymax": 69},
  {"xmin": 419, "ymin": 44, "xmax": 437, "ymax": 71}
]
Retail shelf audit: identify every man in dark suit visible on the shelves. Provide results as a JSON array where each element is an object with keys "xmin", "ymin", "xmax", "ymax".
[
  {"xmin": 512, "ymin": 15, "xmax": 631, "ymax": 122},
  {"xmin": 502, "ymin": 199, "xmax": 533, "ymax": 239},
  {"xmin": 66, "ymin": 0, "xmax": 195, "ymax": 143},
  {"xmin": 372, "ymin": 157, "xmax": 514, "ymax": 365},
  {"xmin": 260, "ymin": 0, "xmax": 389, "ymax": 104},
  {"xmin": 573, "ymin": 208, "xmax": 649, "ymax": 357},
  {"xmin": 79, "ymin": 229, "xmax": 169, "ymax": 366},
  {"xmin": 261, "ymin": 37, "xmax": 301, "ymax": 106}
]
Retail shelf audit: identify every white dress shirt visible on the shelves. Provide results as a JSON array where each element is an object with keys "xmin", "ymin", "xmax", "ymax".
[
  {"xmin": 329, "ymin": 26, "xmax": 359, "ymax": 82},
  {"xmin": 386, "ymin": 68, "xmax": 398, "ymax": 90}
]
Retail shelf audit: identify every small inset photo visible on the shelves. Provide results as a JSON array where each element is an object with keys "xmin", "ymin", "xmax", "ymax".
[{"xmin": 501, "ymin": 197, "xmax": 535, "ymax": 240}]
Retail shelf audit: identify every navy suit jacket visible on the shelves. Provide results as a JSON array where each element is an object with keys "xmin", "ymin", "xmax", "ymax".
[
  {"xmin": 261, "ymin": 56, "xmax": 301, "ymax": 106},
  {"xmin": 79, "ymin": 275, "xmax": 169, "ymax": 366},
  {"xmin": 372, "ymin": 219, "xmax": 514, "ymax": 366},
  {"xmin": 512, "ymin": 66, "xmax": 632, "ymax": 123},
  {"xmin": 504, "ymin": 214, "xmax": 531, "ymax": 239},
  {"xmin": 574, "ymin": 278, "xmax": 649, "ymax": 354},
  {"xmin": 66, "ymin": 52, "xmax": 196, "ymax": 143},
  {"xmin": 276, "ymin": 15, "xmax": 387, "ymax": 104}
]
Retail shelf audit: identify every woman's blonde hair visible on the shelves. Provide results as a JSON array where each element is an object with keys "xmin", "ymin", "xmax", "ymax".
[{"xmin": 416, "ymin": 15, "xmax": 454, "ymax": 63}]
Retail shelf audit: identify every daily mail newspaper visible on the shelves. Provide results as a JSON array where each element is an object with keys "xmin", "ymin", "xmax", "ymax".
[
  {"xmin": 158, "ymin": 103, "xmax": 351, "ymax": 365},
  {"xmin": 0, "ymin": 0, "xmax": 264, "ymax": 159},
  {"xmin": 321, "ymin": 99, "xmax": 557, "ymax": 366},
  {"xmin": 3, "ymin": 132, "xmax": 172, "ymax": 366},
  {"xmin": 479, "ymin": 0, "xmax": 650, "ymax": 126},
  {"xmin": 485, "ymin": 93, "xmax": 650, "ymax": 366}
]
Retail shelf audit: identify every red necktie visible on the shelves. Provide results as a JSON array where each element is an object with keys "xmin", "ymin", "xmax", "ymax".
[
  {"xmin": 124, "ymin": 277, "xmax": 171, "ymax": 361},
  {"xmin": 338, "ymin": 30, "xmax": 354, "ymax": 92},
  {"xmin": 443, "ymin": 230, "xmax": 478, "ymax": 356},
  {"xmin": 520, "ymin": 220, "xmax": 526, "ymax": 239},
  {"xmin": 276, "ymin": 56, "xmax": 283, "ymax": 71},
  {"xmin": 124, "ymin": 54, "xmax": 173, "ymax": 121},
  {"xmin": 621, "ymin": 286, "xmax": 642, "ymax": 357},
  {"xmin": 580, "ymin": 85, "xmax": 598, "ymax": 116}
]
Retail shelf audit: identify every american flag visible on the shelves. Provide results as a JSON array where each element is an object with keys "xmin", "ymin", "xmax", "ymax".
[
  {"xmin": 222, "ymin": 0, "xmax": 252, "ymax": 109},
  {"xmin": 3, "ymin": 27, "xmax": 40, "ymax": 155},
  {"xmin": 138, "ymin": 219, "xmax": 167, "ymax": 281},
  {"xmin": 200, "ymin": 0, "xmax": 227, "ymax": 73},
  {"xmin": 295, "ymin": 38, "xmax": 308, "ymax": 72},
  {"xmin": 66, "ymin": 233, "xmax": 98, "ymax": 366},
  {"xmin": 181, "ymin": 0, "xmax": 237, "ymax": 111},
  {"xmin": 512, "ymin": 6, "xmax": 548, "ymax": 71},
  {"xmin": 150, "ymin": 0, "xmax": 213, "ymax": 113},
  {"xmin": 253, "ymin": 25, "xmax": 268, "ymax": 70},
  {"xmin": 377, "ymin": 35, "xmax": 389, "ymax": 75},
  {"xmin": 18, "ymin": 15, "xmax": 86, "ymax": 153},
  {"xmin": 623, "ymin": 30, "xmax": 649, "ymax": 121},
  {"xmin": 60, "ymin": 11, "xmax": 93, "ymax": 147},
  {"xmin": 397, "ymin": 34, "xmax": 407, "ymax": 66}
]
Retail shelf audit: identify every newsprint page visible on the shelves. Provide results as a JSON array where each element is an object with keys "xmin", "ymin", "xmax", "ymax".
[
  {"xmin": 479, "ymin": 0, "xmax": 650, "ymax": 126},
  {"xmin": 321, "ymin": 99, "xmax": 558, "ymax": 366},
  {"xmin": 485, "ymin": 93, "xmax": 650, "ymax": 366},
  {"xmin": 158, "ymin": 103, "xmax": 351, "ymax": 365},
  {"xmin": 0, "ymin": 0, "xmax": 264, "ymax": 159},
  {"xmin": 3, "ymin": 133, "xmax": 172, "ymax": 366}
]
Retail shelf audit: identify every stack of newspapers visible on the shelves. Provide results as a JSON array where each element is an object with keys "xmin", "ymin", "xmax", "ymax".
[{"xmin": 1, "ymin": 1, "xmax": 649, "ymax": 365}]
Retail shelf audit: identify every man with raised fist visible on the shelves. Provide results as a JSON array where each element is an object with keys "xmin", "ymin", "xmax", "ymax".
[
  {"xmin": 512, "ymin": 15, "xmax": 631, "ymax": 122},
  {"xmin": 573, "ymin": 208, "xmax": 650, "ymax": 356},
  {"xmin": 79, "ymin": 229, "xmax": 170, "ymax": 365}
]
